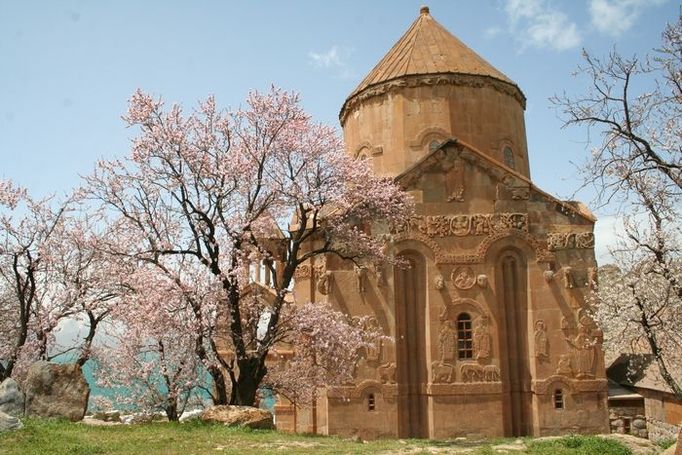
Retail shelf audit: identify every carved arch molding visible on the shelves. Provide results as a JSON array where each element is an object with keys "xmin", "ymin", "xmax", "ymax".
[{"xmin": 392, "ymin": 229, "xmax": 553, "ymax": 264}]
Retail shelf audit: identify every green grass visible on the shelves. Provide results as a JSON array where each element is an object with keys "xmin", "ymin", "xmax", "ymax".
[
  {"xmin": 526, "ymin": 434, "xmax": 632, "ymax": 455},
  {"xmin": 0, "ymin": 419, "xmax": 634, "ymax": 455}
]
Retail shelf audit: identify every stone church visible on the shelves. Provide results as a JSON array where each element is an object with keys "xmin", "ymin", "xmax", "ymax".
[{"xmin": 277, "ymin": 7, "xmax": 609, "ymax": 439}]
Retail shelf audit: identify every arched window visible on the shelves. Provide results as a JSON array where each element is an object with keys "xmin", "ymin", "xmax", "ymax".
[
  {"xmin": 503, "ymin": 146, "xmax": 515, "ymax": 170},
  {"xmin": 367, "ymin": 393, "xmax": 376, "ymax": 411},
  {"xmin": 457, "ymin": 313, "xmax": 473, "ymax": 359},
  {"xmin": 553, "ymin": 389, "xmax": 564, "ymax": 409}
]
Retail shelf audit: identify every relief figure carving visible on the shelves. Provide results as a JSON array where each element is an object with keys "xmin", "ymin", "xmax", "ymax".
[
  {"xmin": 431, "ymin": 361, "xmax": 455, "ymax": 383},
  {"xmin": 451, "ymin": 266, "xmax": 476, "ymax": 290},
  {"xmin": 438, "ymin": 322, "xmax": 457, "ymax": 363},
  {"xmin": 534, "ymin": 320, "xmax": 549, "ymax": 360},
  {"xmin": 460, "ymin": 363, "xmax": 500, "ymax": 383},
  {"xmin": 565, "ymin": 323, "xmax": 598, "ymax": 379},
  {"xmin": 473, "ymin": 317, "xmax": 491, "ymax": 360},
  {"xmin": 377, "ymin": 362, "xmax": 397, "ymax": 384}
]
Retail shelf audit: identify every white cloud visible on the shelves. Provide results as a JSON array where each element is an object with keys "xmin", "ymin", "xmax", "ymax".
[
  {"xmin": 308, "ymin": 45, "xmax": 355, "ymax": 79},
  {"xmin": 309, "ymin": 46, "xmax": 344, "ymax": 68},
  {"xmin": 484, "ymin": 26, "xmax": 503, "ymax": 39},
  {"xmin": 589, "ymin": 0, "xmax": 667, "ymax": 37},
  {"xmin": 501, "ymin": 0, "xmax": 582, "ymax": 52}
]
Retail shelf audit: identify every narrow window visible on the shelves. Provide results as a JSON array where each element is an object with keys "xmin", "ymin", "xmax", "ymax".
[
  {"xmin": 457, "ymin": 313, "xmax": 473, "ymax": 359},
  {"xmin": 623, "ymin": 418, "xmax": 631, "ymax": 434},
  {"xmin": 367, "ymin": 393, "xmax": 376, "ymax": 411},
  {"xmin": 553, "ymin": 389, "xmax": 564, "ymax": 409},
  {"xmin": 503, "ymin": 146, "xmax": 515, "ymax": 169}
]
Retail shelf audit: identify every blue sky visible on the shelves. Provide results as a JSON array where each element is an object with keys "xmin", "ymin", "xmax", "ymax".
[{"xmin": 0, "ymin": 0, "xmax": 678, "ymax": 258}]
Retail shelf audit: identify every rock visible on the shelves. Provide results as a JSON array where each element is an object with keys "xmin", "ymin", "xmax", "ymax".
[
  {"xmin": 200, "ymin": 405, "xmax": 274, "ymax": 430},
  {"xmin": 0, "ymin": 410, "xmax": 23, "ymax": 432},
  {"xmin": 24, "ymin": 361, "xmax": 90, "ymax": 421},
  {"xmin": 92, "ymin": 410, "xmax": 121, "ymax": 422},
  {"xmin": 179, "ymin": 408, "xmax": 203, "ymax": 422},
  {"xmin": 632, "ymin": 418, "xmax": 647, "ymax": 430},
  {"xmin": 0, "ymin": 378, "xmax": 24, "ymax": 417},
  {"xmin": 82, "ymin": 416, "xmax": 121, "ymax": 426}
]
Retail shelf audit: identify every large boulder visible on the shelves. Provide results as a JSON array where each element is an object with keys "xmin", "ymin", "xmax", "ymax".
[
  {"xmin": 200, "ymin": 405, "xmax": 274, "ymax": 430},
  {"xmin": 0, "ymin": 410, "xmax": 23, "ymax": 432},
  {"xmin": 0, "ymin": 378, "xmax": 24, "ymax": 417},
  {"xmin": 24, "ymin": 361, "xmax": 90, "ymax": 421}
]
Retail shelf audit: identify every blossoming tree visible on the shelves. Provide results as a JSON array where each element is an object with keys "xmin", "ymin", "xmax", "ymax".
[
  {"xmin": 0, "ymin": 182, "xmax": 115, "ymax": 381},
  {"xmin": 86, "ymin": 87, "xmax": 412, "ymax": 406}
]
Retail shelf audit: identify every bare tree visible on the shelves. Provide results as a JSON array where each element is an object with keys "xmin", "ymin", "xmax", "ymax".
[{"xmin": 552, "ymin": 16, "xmax": 682, "ymax": 398}]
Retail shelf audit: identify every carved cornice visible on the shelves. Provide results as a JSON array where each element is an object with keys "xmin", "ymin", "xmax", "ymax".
[
  {"xmin": 340, "ymin": 73, "xmax": 526, "ymax": 126},
  {"xmin": 427, "ymin": 382, "xmax": 503, "ymax": 395}
]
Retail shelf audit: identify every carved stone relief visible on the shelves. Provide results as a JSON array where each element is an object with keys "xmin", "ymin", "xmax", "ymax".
[
  {"xmin": 556, "ymin": 354, "xmax": 573, "ymax": 377},
  {"xmin": 445, "ymin": 160, "xmax": 465, "ymax": 202},
  {"xmin": 431, "ymin": 361, "xmax": 456, "ymax": 383},
  {"xmin": 451, "ymin": 266, "xmax": 476, "ymax": 289},
  {"xmin": 377, "ymin": 363, "xmax": 397, "ymax": 384},
  {"xmin": 547, "ymin": 232, "xmax": 595, "ymax": 251},
  {"xmin": 534, "ymin": 320, "xmax": 549, "ymax": 361},
  {"xmin": 317, "ymin": 269, "xmax": 332, "ymax": 295},
  {"xmin": 294, "ymin": 264, "xmax": 312, "ymax": 280},
  {"xmin": 434, "ymin": 275, "xmax": 445, "ymax": 290},
  {"xmin": 473, "ymin": 317, "xmax": 491, "ymax": 360},
  {"xmin": 391, "ymin": 212, "xmax": 528, "ymax": 238},
  {"xmin": 564, "ymin": 320, "xmax": 600, "ymax": 379},
  {"xmin": 460, "ymin": 363, "xmax": 500, "ymax": 383},
  {"xmin": 476, "ymin": 274, "xmax": 488, "ymax": 288},
  {"xmin": 391, "ymin": 229, "xmax": 553, "ymax": 265},
  {"xmin": 438, "ymin": 322, "xmax": 457, "ymax": 363}
]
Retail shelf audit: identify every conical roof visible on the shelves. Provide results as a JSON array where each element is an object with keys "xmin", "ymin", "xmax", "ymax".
[{"xmin": 345, "ymin": 6, "xmax": 519, "ymax": 102}]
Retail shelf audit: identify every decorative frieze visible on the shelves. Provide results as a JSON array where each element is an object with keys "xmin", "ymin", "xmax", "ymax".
[
  {"xmin": 392, "ymin": 212, "xmax": 528, "ymax": 238},
  {"xmin": 547, "ymin": 232, "xmax": 595, "ymax": 251}
]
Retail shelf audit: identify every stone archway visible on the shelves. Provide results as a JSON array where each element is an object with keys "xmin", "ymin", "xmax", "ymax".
[{"xmin": 394, "ymin": 251, "xmax": 429, "ymax": 438}]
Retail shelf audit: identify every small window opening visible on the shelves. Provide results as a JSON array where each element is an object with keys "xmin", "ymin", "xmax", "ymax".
[
  {"xmin": 623, "ymin": 418, "xmax": 631, "ymax": 434},
  {"xmin": 553, "ymin": 389, "xmax": 564, "ymax": 409},
  {"xmin": 503, "ymin": 146, "xmax": 516, "ymax": 169},
  {"xmin": 457, "ymin": 313, "xmax": 473, "ymax": 359},
  {"xmin": 367, "ymin": 393, "xmax": 376, "ymax": 411}
]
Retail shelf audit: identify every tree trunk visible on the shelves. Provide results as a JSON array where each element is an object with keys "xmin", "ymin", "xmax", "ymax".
[
  {"xmin": 230, "ymin": 357, "xmax": 266, "ymax": 406},
  {"xmin": 208, "ymin": 365, "xmax": 229, "ymax": 405},
  {"xmin": 165, "ymin": 402, "xmax": 179, "ymax": 422}
]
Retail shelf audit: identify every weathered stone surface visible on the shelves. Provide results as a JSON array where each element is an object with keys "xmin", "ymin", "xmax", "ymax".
[
  {"xmin": 24, "ymin": 361, "xmax": 90, "ymax": 421},
  {"xmin": 0, "ymin": 410, "xmax": 23, "ymax": 432},
  {"xmin": 632, "ymin": 417, "xmax": 647, "ymax": 430},
  {"xmin": 600, "ymin": 434, "xmax": 660, "ymax": 455},
  {"xmin": 0, "ymin": 378, "xmax": 24, "ymax": 417},
  {"xmin": 200, "ymin": 405, "xmax": 274, "ymax": 430}
]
